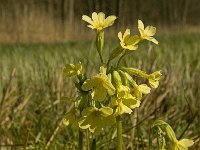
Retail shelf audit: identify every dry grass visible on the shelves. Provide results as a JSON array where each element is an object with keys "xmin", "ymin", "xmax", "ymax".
[{"xmin": 0, "ymin": 34, "xmax": 200, "ymax": 149}]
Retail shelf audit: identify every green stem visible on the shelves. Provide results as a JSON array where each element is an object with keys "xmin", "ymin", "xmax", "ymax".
[
  {"xmin": 96, "ymin": 30, "xmax": 104, "ymax": 64},
  {"xmin": 117, "ymin": 116, "xmax": 123, "ymax": 150},
  {"xmin": 98, "ymin": 51, "xmax": 104, "ymax": 64},
  {"xmin": 78, "ymin": 130, "xmax": 83, "ymax": 150},
  {"xmin": 117, "ymin": 53, "xmax": 126, "ymax": 67},
  {"xmin": 106, "ymin": 60, "xmax": 110, "ymax": 72}
]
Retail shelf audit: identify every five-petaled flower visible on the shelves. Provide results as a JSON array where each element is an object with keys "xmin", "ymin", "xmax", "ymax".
[
  {"xmin": 82, "ymin": 12, "xmax": 117, "ymax": 31},
  {"xmin": 81, "ymin": 73, "xmax": 115, "ymax": 101},
  {"xmin": 138, "ymin": 20, "xmax": 158, "ymax": 44},
  {"xmin": 118, "ymin": 29, "xmax": 140, "ymax": 50},
  {"xmin": 78, "ymin": 106, "xmax": 116, "ymax": 133}
]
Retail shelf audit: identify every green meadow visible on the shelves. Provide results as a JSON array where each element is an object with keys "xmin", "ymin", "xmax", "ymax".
[{"xmin": 0, "ymin": 34, "xmax": 200, "ymax": 149}]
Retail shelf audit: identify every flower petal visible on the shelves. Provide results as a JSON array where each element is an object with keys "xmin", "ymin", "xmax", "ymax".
[
  {"xmin": 123, "ymin": 29, "xmax": 130, "ymax": 39},
  {"xmin": 81, "ymin": 79, "xmax": 97, "ymax": 91},
  {"xmin": 87, "ymin": 25, "xmax": 95, "ymax": 29},
  {"xmin": 104, "ymin": 15, "xmax": 117, "ymax": 27},
  {"xmin": 178, "ymin": 139, "xmax": 194, "ymax": 148},
  {"xmin": 149, "ymin": 79, "xmax": 159, "ymax": 88},
  {"xmin": 145, "ymin": 26, "xmax": 156, "ymax": 36},
  {"xmin": 98, "ymin": 12, "xmax": 105, "ymax": 24},
  {"xmin": 92, "ymin": 12, "xmax": 99, "ymax": 25},
  {"xmin": 114, "ymin": 101, "xmax": 132, "ymax": 116},
  {"xmin": 138, "ymin": 84, "xmax": 151, "ymax": 94},
  {"xmin": 125, "ymin": 44, "xmax": 138, "ymax": 50},
  {"xmin": 144, "ymin": 36, "xmax": 159, "ymax": 44},
  {"xmin": 118, "ymin": 32, "xmax": 123, "ymax": 41},
  {"xmin": 138, "ymin": 20, "xmax": 144, "ymax": 35},
  {"xmin": 125, "ymin": 35, "xmax": 140, "ymax": 45},
  {"xmin": 92, "ymin": 86, "xmax": 107, "ymax": 101},
  {"xmin": 100, "ymin": 106, "xmax": 113, "ymax": 117},
  {"xmin": 82, "ymin": 15, "xmax": 94, "ymax": 26}
]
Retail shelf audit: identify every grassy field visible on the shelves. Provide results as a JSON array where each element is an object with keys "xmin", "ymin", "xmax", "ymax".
[{"xmin": 0, "ymin": 34, "xmax": 200, "ymax": 149}]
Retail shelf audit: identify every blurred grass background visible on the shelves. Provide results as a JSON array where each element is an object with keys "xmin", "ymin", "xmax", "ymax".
[
  {"xmin": 0, "ymin": 0, "xmax": 200, "ymax": 149},
  {"xmin": 0, "ymin": 34, "xmax": 200, "ymax": 149}
]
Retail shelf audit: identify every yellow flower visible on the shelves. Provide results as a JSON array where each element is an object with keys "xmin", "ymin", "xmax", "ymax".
[
  {"xmin": 112, "ymin": 85, "xmax": 140, "ymax": 116},
  {"xmin": 134, "ymin": 84, "xmax": 151, "ymax": 101},
  {"xmin": 81, "ymin": 73, "xmax": 115, "ymax": 101},
  {"xmin": 172, "ymin": 139, "xmax": 194, "ymax": 150},
  {"xmin": 138, "ymin": 20, "xmax": 158, "ymax": 44},
  {"xmin": 78, "ymin": 106, "xmax": 116, "ymax": 133},
  {"xmin": 148, "ymin": 71, "xmax": 162, "ymax": 88},
  {"xmin": 82, "ymin": 12, "xmax": 117, "ymax": 30},
  {"xmin": 118, "ymin": 29, "xmax": 140, "ymax": 50},
  {"xmin": 63, "ymin": 62, "xmax": 82, "ymax": 77}
]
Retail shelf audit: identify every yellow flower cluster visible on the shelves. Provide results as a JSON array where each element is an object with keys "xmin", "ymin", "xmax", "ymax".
[{"xmin": 63, "ymin": 12, "xmax": 162, "ymax": 135}]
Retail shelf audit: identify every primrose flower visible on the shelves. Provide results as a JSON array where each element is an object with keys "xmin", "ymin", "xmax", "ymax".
[
  {"xmin": 63, "ymin": 62, "xmax": 82, "ymax": 77},
  {"xmin": 138, "ymin": 20, "xmax": 158, "ymax": 44},
  {"xmin": 112, "ymin": 85, "xmax": 140, "ymax": 116},
  {"xmin": 81, "ymin": 73, "xmax": 115, "ymax": 101},
  {"xmin": 82, "ymin": 12, "xmax": 117, "ymax": 31},
  {"xmin": 118, "ymin": 29, "xmax": 140, "ymax": 50},
  {"xmin": 172, "ymin": 139, "xmax": 194, "ymax": 150},
  {"xmin": 134, "ymin": 84, "xmax": 151, "ymax": 100},
  {"xmin": 78, "ymin": 106, "xmax": 116, "ymax": 133},
  {"xmin": 148, "ymin": 71, "xmax": 162, "ymax": 88}
]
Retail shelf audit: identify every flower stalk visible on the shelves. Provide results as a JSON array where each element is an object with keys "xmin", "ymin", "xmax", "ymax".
[
  {"xmin": 96, "ymin": 30, "xmax": 104, "ymax": 64},
  {"xmin": 117, "ymin": 116, "xmax": 123, "ymax": 150}
]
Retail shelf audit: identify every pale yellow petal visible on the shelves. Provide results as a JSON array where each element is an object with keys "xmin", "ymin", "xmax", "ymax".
[
  {"xmin": 81, "ymin": 79, "xmax": 97, "ymax": 91},
  {"xmin": 104, "ymin": 15, "xmax": 117, "ymax": 27},
  {"xmin": 87, "ymin": 25, "xmax": 95, "ymax": 29},
  {"xmin": 92, "ymin": 12, "xmax": 99, "ymax": 25},
  {"xmin": 178, "ymin": 139, "xmax": 194, "ymax": 148},
  {"xmin": 125, "ymin": 35, "xmax": 140, "ymax": 45},
  {"xmin": 123, "ymin": 29, "xmax": 130, "ymax": 39},
  {"xmin": 82, "ymin": 15, "xmax": 94, "ymax": 26},
  {"xmin": 145, "ymin": 36, "xmax": 159, "ymax": 44},
  {"xmin": 138, "ymin": 20, "xmax": 144, "ymax": 35},
  {"xmin": 118, "ymin": 32, "xmax": 123, "ymax": 41},
  {"xmin": 149, "ymin": 79, "xmax": 159, "ymax": 88},
  {"xmin": 98, "ymin": 12, "xmax": 105, "ymax": 24},
  {"xmin": 125, "ymin": 44, "xmax": 138, "ymax": 51},
  {"xmin": 145, "ymin": 26, "xmax": 156, "ymax": 36},
  {"xmin": 114, "ymin": 101, "xmax": 132, "ymax": 116},
  {"xmin": 100, "ymin": 106, "xmax": 113, "ymax": 117},
  {"xmin": 138, "ymin": 84, "xmax": 151, "ymax": 94},
  {"xmin": 123, "ymin": 96, "xmax": 140, "ymax": 109}
]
